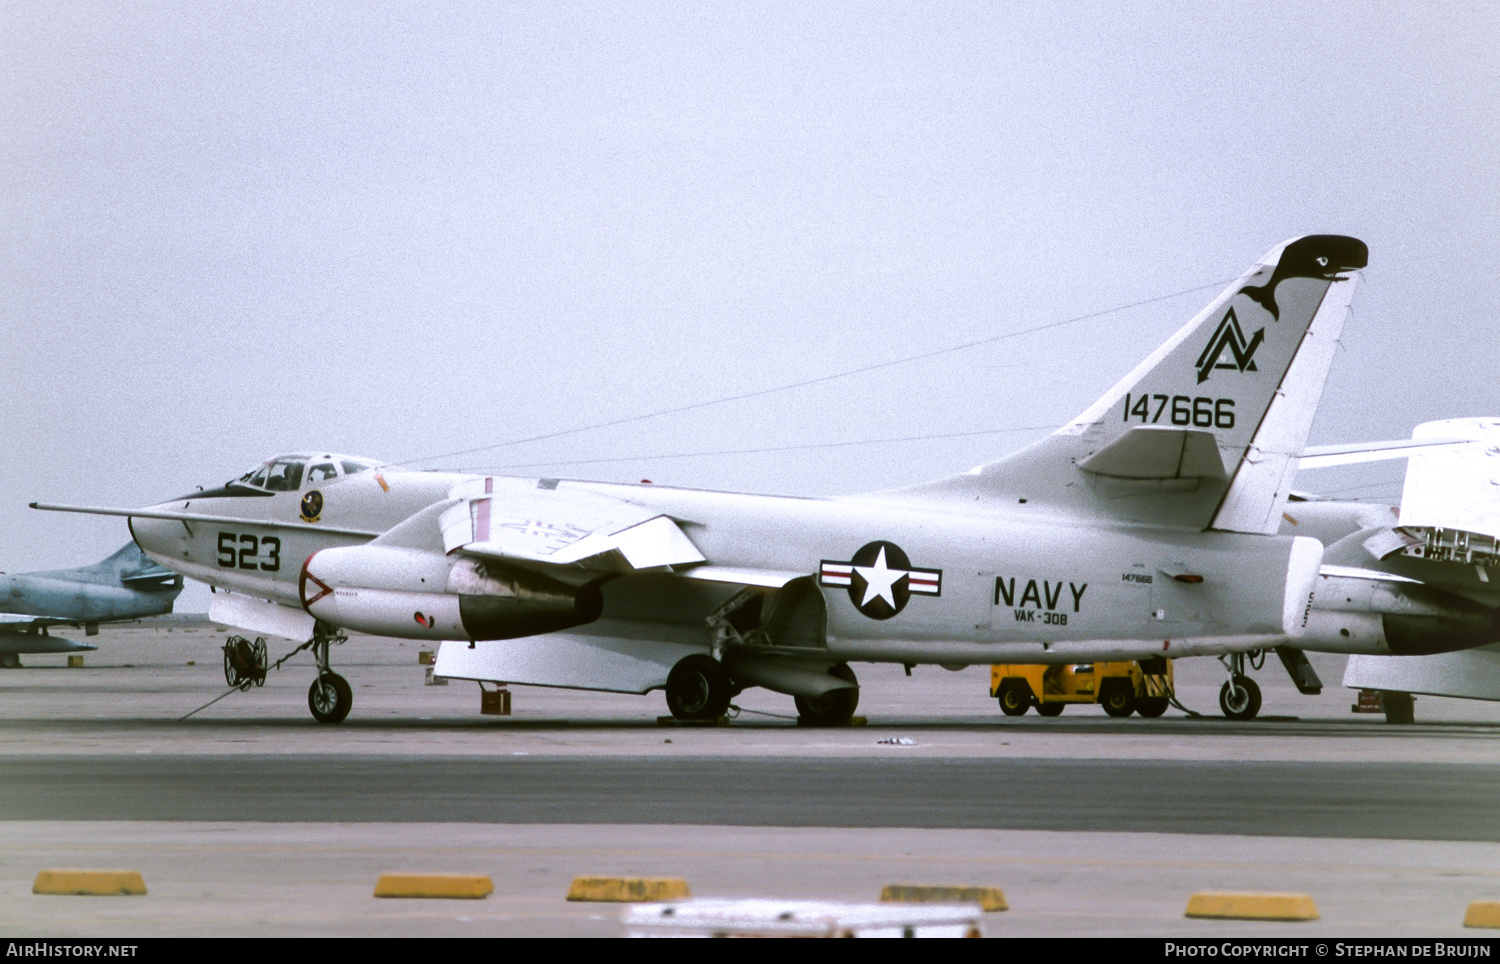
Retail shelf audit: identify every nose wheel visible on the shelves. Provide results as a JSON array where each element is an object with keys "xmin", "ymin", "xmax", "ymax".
[
  {"xmin": 308, "ymin": 672, "xmax": 353, "ymax": 724},
  {"xmin": 305, "ymin": 623, "xmax": 352, "ymax": 724},
  {"xmin": 1218, "ymin": 652, "xmax": 1263, "ymax": 720}
]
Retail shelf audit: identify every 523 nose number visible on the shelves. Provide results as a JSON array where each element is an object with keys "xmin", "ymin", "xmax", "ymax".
[{"xmin": 217, "ymin": 532, "xmax": 281, "ymax": 572}]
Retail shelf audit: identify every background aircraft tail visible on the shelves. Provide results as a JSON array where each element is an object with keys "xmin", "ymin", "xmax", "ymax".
[
  {"xmin": 891, "ymin": 235, "xmax": 1368, "ymax": 531},
  {"xmin": 70, "ymin": 543, "xmax": 183, "ymax": 592}
]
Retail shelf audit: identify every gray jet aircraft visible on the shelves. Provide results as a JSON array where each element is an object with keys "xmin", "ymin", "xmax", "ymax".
[
  {"xmin": 0, "ymin": 542, "xmax": 184, "ymax": 667},
  {"xmin": 41, "ymin": 234, "xmax": 1495, "ymax": 725}
]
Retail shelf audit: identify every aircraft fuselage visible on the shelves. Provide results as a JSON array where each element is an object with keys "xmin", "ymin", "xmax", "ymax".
[{"xmin": 130, "ymin": 466, "xmax": 1307, "ymax": 665}]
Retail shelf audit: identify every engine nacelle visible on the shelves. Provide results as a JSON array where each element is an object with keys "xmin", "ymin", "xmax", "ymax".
[
  {"xmin": 300, "ymin": 546, "xmax": 602, "ymax": 641},
  {"xmin": 1299, "ymin": 574, "xmax": 1500, "ymax": 655}
]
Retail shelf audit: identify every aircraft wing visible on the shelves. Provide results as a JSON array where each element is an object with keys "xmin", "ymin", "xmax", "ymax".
[
  {"xmin": 1296, "ymin": 436, "xmax": 1477, "ymax": 470},
  {"xmin": 439, "ymin": 477, "xmax": 707, "ymax": 571},
  {"xmin": 0, "ymin": 613, "xmax": 83, "ymax": 631},
  {"xmin": 0, "ymin": 617, "xmax": 97, "ymax": 654}
]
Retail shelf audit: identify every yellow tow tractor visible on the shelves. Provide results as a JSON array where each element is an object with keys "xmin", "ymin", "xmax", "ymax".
[{"xmin": 990, "ymin": 658, "xmax": 1174, "ymax": 718}]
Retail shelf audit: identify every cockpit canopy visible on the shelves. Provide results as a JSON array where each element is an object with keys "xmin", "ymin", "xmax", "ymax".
[{"xmin": 229, "ymin": 454, "xmax": 382, "ymax": 492}]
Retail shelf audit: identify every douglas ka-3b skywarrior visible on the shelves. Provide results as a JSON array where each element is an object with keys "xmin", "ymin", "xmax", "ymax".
[{"xmin": 38, "ymin": 235, "xmax": 1500, "ymax": 724}]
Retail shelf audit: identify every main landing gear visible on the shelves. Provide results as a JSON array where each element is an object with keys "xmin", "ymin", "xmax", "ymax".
[
  {"xmin": 664, "ymin": 654, "xmax": 735, "ymax": 721},
  {"xmin": 1218, "ymin": 651, "xmax": 1263, "ymax": 721},
  {"xmin": 793, "ymin": 663, "xmax": 860, "ymax": 726},
  {"xmin": 660, "ymin": 653, "xmax": 861, "ymax": 727}
]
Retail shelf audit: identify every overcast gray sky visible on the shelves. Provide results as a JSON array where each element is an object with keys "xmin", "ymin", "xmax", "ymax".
[{"xmin": 3, "ymin": 2, "xmax": 1497, "ymax": 610}]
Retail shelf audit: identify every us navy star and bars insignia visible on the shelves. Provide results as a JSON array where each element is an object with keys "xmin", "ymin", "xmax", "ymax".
[{"xmin": 820, "ymin": 541, "xmax": 941, "ymax": 620}]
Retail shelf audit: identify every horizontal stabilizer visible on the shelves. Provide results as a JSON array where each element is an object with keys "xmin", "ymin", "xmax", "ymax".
[
  {"xmin": 1077, "ymin": 427, "xmax": 1225, "ymax": 480},
  {"xmin": 120, "ymin": 565, "xmax": 182, "ymax": 590}
]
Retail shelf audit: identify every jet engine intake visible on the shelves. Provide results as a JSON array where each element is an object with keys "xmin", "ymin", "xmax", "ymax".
[{"xmin": 300, "ymin": 547, "xmax": 602, "ymax": 641}]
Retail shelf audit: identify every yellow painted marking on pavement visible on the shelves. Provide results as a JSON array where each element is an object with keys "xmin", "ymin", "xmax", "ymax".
[
  {"xmin": 32, "ymin": 870, "xmax": 146, "ymax": 896},
  {"xmin": 1464, "ymin": 901, "xmax": 1500, "ymax": 928},
  {"xmin": 880, "ymin": 883, "xmax": 1007, "ymax": 911},
  {"xmin": 373, "ymin": 873, "xmax": 493, "ymax": 899},
  {"xmin": 566, "ymin": 876, "xmax": 690, "ymax": 902},
  {"xmin": 1185, "ymin": 892, "xmax": 1318, "ymax": 921}
]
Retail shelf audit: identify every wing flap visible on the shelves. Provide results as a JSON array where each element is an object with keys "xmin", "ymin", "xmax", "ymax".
[
  {"xmin": 441, "ymin": 478, "xmax": 705, "ymax": 570},
  {"xmin": 433, "ymin": 632, "xmax": 705, "ymax": 694}
]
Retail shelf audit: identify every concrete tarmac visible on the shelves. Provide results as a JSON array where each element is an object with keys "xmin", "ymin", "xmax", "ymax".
[{"xmin": 2, "ymin": 619, "xmax": 1499, "ymax": 938}]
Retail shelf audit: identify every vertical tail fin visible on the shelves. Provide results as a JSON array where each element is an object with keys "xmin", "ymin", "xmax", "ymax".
[{"xmin": 891, "ymin": 235, "xmax": 1368, "ymax": 531}]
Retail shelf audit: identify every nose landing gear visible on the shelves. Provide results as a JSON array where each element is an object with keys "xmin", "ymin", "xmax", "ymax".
[{"xmin": 306, "ymin": 626, "xmax": 351, "ymax": 724}]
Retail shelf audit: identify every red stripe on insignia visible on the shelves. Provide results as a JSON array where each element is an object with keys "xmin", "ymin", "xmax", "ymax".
[{"xmin": 908, "ymin": 572, "xmax": 941, "ymax": 594}]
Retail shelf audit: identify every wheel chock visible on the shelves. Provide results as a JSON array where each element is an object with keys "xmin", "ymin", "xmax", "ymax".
[
  {"xmin": 373, "ymin": 873, "xmax": 493, "ymax": 899},
  {"xmin": 655, "ymin": 716, "xmax": 729, "ymax": 726},
  {"xmin": 880, "ymin": 884, "xmax": 1007, "ymax": 912},
  {"xmin": 1185, "ymin": 892, "xmax": 1318, "ymax": 921},
  {"xmin": 33, "ymin": 870, "xmax": 146, "ymax": 896},
  {"xmin": 566, "ymin": 876, "xmax": 690, "ymax": 902},
  {"xmin": 1464, "ymin": 901, "xmax": 1500, "ymax": 928}
]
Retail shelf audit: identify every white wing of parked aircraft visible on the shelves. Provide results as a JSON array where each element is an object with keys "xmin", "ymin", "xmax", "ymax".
[{"xmin": 1336, "ymin": 418, "xmax": 1500, "ymax": 716}]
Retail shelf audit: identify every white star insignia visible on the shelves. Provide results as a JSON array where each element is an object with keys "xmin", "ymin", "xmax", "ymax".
[{"xmin": 854, "ymin": 546, "xmax": 907, "ymax": 608}]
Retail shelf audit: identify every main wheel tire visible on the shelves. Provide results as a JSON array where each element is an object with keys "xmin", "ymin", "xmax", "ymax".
[
  {"xmin": 665, "ymin": 654, "xmax": 733, "ymax": 721},
  {"xmin": 795, "ymin": 663, "xmax": 860, "ymax": 726},
  {"xmin": 997, "ymin": 680, "xmax": 1032, "ymax": 716},
  {"xmin": 0, "ymin": 652, "xmax": 20, "ymax": 669},
  {"xmin": 308, "ymin": 672, "xmax": 353, "ymax": 724},
  {"xmin": 1135, "ymin": 696, "xmax": 1170, "ymax": 718},
  {"xmin": 1101, "ymin": 681, "xmax": 1136, "ymax": 717},
  {"xmin": 1382, "ymin": 691, "xmax": 1415, "ymax": 725},
  {"xmin": 1218, "ymin": 675, "xmax": 1262, "ymax": 720},
  {"xmin": 1036, "ymin": 701, "xmax": 1065, "ymax": 717}
]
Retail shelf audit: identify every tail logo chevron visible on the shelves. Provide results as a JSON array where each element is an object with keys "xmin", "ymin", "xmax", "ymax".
[{"xmin": 1194, "ymin": 308, "xmax": 1264, "ymax": 384}]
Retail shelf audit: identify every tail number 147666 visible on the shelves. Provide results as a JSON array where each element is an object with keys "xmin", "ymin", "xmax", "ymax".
[{"xmin": 1123, "ymin": 393, "xmax": 1234, "ymax": 429}]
